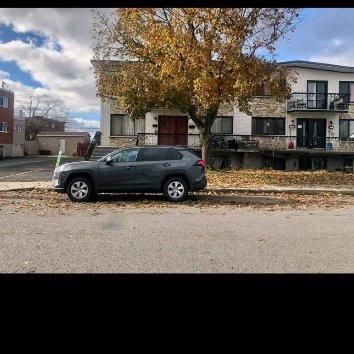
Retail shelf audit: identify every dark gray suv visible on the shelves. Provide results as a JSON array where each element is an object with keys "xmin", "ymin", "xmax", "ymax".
[{"xmin": 53, "ymin": 146, "xmax": 207, "ymax": 202}]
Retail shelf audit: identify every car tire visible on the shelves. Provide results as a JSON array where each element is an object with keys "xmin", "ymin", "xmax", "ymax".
[
  {"xmin": 163, "ymin": 177, "xmax": 188, "ymax": 202},
  {"xmin": 67, "ymin": 176, "xmax": 93, "ymax": 202}
]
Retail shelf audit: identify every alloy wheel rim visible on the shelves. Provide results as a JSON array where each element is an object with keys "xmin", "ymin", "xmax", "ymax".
[
  {"xmin": 167, "ymin": 181, "xmax": 184, "ymax": 199},
  {"xmin": 71, "ymin": 181, "xmax": 88, "ymax": 199}
]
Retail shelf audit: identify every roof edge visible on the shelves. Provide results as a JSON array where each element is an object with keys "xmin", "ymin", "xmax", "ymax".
[{"xmin": 278, "ymin": 60, "xmax": 354, "ymax": 73}]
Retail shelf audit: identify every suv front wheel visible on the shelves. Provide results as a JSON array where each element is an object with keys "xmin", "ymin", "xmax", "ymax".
[
  {"xmin": 163, "ymin": 177, "xmax": 188, "ymax": 202},
  {"xmin": 67, "ymin": 176, "xmax": 93, "ymax": 202}
]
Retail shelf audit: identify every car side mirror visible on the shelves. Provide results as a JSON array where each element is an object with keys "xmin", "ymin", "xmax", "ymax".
[{"xmin": 106, "ymin": 156, "xmax": 113, "ymax": 165}]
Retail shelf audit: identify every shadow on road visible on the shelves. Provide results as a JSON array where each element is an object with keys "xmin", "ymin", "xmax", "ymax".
[{"xmin": 92, "ymin": 192, "xmax": 286, "ymax": 205}]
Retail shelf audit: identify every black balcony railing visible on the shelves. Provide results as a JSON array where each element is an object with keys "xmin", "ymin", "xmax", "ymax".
[
  {"xmin": 136, "ymin": 133, "xmax": 354, "ymax": 153},
  {"xmin": 287, "ymin": 93, "xmax": 350, "ymax": 111}
]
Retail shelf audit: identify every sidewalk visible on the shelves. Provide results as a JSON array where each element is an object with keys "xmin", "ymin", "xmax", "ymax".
[
  {"xmin": 0, "ymin": 181, "xmax": 354, "ymax": 195},
  {"xmin": 207, "ymin": 186, "xmax": 354, "ymax": 195},
  {"xmin": 0, "ymin": 181, "xmax": 52, "ymax": 192}
]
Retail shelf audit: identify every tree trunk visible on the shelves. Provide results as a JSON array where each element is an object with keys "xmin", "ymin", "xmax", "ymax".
[
  {"xmin": 200, "ymin": 128, "xmax": 212, "ymax": 164},
  {"xmin": 188, "ymin": 105, "xmax": 219, "ymax": 165}
]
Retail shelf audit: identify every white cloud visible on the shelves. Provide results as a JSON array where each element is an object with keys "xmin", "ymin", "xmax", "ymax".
[
  {"xmin": 310, "ymin": 51, "xmax": 354, "ymax": 67},
  {"xmin": 66, "ymin": 118, "xmax": 100, "ymax": 133},
  {"xmin": 276, "ymin": 9, "xmax": 354, "ymax": 66},
  {"xmin": 0, "ymin": 70, "xmax": 10, "ymax": 80},
  {"xmin": 0, "ymin": 8, "xmax": 114, "ymax": 115},
  {"xmin": 71, "ymin": 118, "xmax": 100, "ymax": 129}
]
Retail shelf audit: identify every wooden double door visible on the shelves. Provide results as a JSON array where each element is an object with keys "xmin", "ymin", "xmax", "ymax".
[{"xmin": 158, "ymin": 116, "xmax": 188, "ymax": 146}]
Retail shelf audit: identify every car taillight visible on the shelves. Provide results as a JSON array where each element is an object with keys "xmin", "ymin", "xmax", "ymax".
[{"xmin": 195, "ymin": 160, "xmax": 206, "ymax": 167}]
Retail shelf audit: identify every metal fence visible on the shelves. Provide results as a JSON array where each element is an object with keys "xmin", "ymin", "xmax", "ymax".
[{"xmin": 136, "ymin": 133, "xmax": 354, "ymax": 153}]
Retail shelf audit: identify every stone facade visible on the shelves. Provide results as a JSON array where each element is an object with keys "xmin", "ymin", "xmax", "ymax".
[
  {"xmin": 251, "ymin": 97, "xmax": 286, "ymax": 118},
  {"xmin": 109, "ymin": 136, "xmax": 137, "ymax": 148},
  {"xmin": 337, "ymin": 140, "xmax": 354, "ymax": 152},
  {"xmin": 255, "ymin": 136, "xmax": 289, "ymax": 151},
  {"xmin": 339, "ymin": 104, "xmax": 354, "ymax": 119}
]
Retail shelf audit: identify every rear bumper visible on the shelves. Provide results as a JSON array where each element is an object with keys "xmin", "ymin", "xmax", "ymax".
[{"xmin": 191, "ymin": 176, "xmax": 207, "ymax": 191}]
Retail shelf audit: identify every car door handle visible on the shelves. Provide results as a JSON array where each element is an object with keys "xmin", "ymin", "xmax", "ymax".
[
  {"xmin": 126, "ymin": 166, "xmax": 134, "ymax": 170},
  {"xmin": 162, "ymin": 163, "xmax": 171, "ymax": 167}
]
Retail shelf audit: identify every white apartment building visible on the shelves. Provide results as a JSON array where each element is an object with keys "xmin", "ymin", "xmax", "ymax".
[{"xmin": 93, "ymin": 60, "xmax": 354, "ymax": 171}]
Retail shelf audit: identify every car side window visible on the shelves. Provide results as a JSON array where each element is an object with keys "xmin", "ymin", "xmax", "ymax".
[
  {"xmin": 168, "ymin": 148, "xmax": 182, "ymax": 160},
  {"xmin": 140, "ymin": 148, "xmax": 167, "ymax": 161},
  {"xmin": 112, "ymin": 149, "xmax": 138, "ymax": 163}
]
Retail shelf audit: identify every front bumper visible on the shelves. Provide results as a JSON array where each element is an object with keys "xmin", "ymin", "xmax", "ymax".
[
  {"xmin": 52, "ymin": 170, "xmax": 66, "ymax": 193},
  {"xmin": 53, "ymin": 186, "xmax": 65, "ymax": 193}
]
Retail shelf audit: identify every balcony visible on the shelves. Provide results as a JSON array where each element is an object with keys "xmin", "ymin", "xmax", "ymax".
[
  {"xmin": 287, "ymin": 93, "xmax": 350, "ymax": 112},
  {"xmin": 136, "ymin": 133, "xmax": 354, "ymax": 154}
]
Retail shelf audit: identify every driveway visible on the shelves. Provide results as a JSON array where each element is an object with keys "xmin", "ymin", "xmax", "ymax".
[{"xmin": 0, "ymin": 156, "xmax": 83, "ymax": 182}]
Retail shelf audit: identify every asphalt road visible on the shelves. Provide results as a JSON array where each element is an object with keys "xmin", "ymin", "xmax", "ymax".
[
  {"xmin": 0, "ymin": 156, "xmax": 83, "ymax": 182},
  {"xmin": 1, "ymin": 202, "xmax": 353, "ymax": 273}
]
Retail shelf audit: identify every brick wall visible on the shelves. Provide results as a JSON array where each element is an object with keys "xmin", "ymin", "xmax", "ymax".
[{"xmin": 0, "ymin": 88, "xmax": 14, "ymax": 146}]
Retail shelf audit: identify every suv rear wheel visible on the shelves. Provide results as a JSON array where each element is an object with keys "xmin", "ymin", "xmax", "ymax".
[
  {"xmin": 67, "ymin": 176, "xmax": 93, "ymax": 202},
  {"xmin": 163, "ymin": 177, "xmax": 188, "ymax": 202}
]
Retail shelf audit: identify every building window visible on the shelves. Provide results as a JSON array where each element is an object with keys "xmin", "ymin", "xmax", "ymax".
[
  {"xmin": 252, "ymin": 117, "xmax": 285, "ymax": 135},
  {"xmin": 211, "ymin": 116, "xmax": 233, "ymax": 134},
  {"xmin": 339, "ymin": 82, "xmax": 354, "ymax": 103},
  {"xmin": 339, "ymin": 119, "xmax": 354, "ymax": 139},
  {"xmin": 0, "ymin": 122, "xmax": 8, "ymax": 132},
  {"xmin": 0, "ymin": 96, "xmax": 9, "ymax": 108},
  {"xmin": 307, "ymin": 81, "xmax": 328, "ymax": 109},
  {"xmin": 110, "ymin": 114, "xmax": 145, "ymax": 136},
  {"xmin": 15, "ymin": 125, "xmax": 22, "ymax": 133},
  {"xmin": 256, "ymin": 82, "xmax": 272, "ymax": 96},
  {"xmin": 262, "ymin": 156, "xmax": 285, "ymax": 170}
]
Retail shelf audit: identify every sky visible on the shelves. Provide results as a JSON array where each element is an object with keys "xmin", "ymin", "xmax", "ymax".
[{"xmin": 1, "ymin": 8, "xmax": 354, "ymax": 133}]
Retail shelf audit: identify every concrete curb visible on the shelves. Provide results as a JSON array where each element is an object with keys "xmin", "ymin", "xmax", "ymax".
[
  {"xmin": 204, "ymin": 187, "xmax": 354, "ymax": 195},
  {"xmin": 1, "ymin": 184, "xmax": 354, "ymax": 195},
  {"xmin": 0, "ymin": 187, "xmax": 53, "ymax": 192},
  {"xmin": 0, "ymin": 182, "xmax": 52, "ymax": 193}
]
